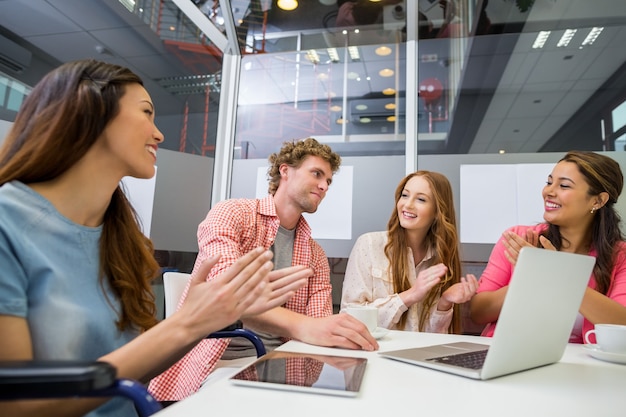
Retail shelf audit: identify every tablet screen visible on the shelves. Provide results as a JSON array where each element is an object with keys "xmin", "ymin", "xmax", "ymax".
[{"xmin": 229, "ymin": 350, "xmax": 368, "ymax": 397}]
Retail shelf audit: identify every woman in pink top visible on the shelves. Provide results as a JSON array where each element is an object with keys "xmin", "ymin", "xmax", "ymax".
[{"xmin": 470, "ymin": 151, "xmax": 626, "ymax": 343}]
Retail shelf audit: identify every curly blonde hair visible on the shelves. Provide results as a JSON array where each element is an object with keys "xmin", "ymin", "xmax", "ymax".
[{"xmin": 267, "ymin": 138, "xmax": 341, "ymax": 195}]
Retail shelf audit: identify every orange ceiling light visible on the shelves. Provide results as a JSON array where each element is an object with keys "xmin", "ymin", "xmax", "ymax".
[
  {"xmin": 277, "ymin": 0, "xmax": 298, "ymax": 11},
  {"xmin": 375, "ymin": 46, "xmax": 392, "ymax": 56}
]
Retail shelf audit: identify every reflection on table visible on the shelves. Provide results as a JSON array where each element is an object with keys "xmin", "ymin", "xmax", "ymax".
[
  {"xmin": 230, "ymin": 350, "xmax": 367, "ymax": 394},
  {"xmin": 154, "ymin": 331, "xmax": 626, "ymax": 417}
]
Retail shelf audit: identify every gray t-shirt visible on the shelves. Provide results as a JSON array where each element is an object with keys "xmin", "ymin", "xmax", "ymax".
[{"xmin": 222, "ymin": 225, "xmax": 295, "ymax": 360}]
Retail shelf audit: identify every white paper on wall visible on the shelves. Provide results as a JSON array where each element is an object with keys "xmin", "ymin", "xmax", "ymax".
[
  {"xmin": 255, "ymin": 166, "xmax": 353, "ymax": 240},
  {"xmin": 121, "ymin": 166, "xmax": 157, "ymax": 238},
  {"xmin": 460, "ymin": 163, "xmax": 554, "ymax": 244}
]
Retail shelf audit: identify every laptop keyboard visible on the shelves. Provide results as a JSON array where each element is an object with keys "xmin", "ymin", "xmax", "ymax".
[{"xmin": 426, "ymin": 349, "xmax": 488, "ymax": 369}]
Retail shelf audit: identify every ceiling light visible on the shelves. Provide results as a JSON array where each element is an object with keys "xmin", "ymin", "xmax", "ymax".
[
  {"xmin": 532, "ymin": 31, "xmax": 551, "ymax": 49},
  {"xmin": 385, "ymin": 103, "xmax": 396, "ymax": 110},
  {"xmin": 347, "ymin": 71, "xmax": 359, "ymax": 79},
  {"xmin": 379, "ymin": 68, "xmax": 394, "ymax": 77},
  {"xmin": 387, "ymin": 115, "xmax": 396, "ymax": 122},
  {"xmin": 375, "ymin": 46, "xmax": 392, "ymax": 56},
  {"xmin": 118, "ymin": 0, "xmax": 135, "ymax": 12},
  {"xmin": 336, "ymin": 118, "xmax": 348, "ymax": 124},
  {"xmin": 327, "ymin": 48, "xmax": 339, "ymax": 62},
  {"xmin": 383, "ymin": 88, "xmax": 396, "ymax": 95},
  {"xmin": 330, "ymin": 105, "xmax": 342, "ymax": 112},
  {"xmin": 277, "ymin": 0, "xmax": 298, "ymax": 11},
  {"xmin": 499, "ymin": 149, "xmax": 506, "ymax": 154},
  {"xmin": 581, "ymin": 27, "xmax": 604, "ymax": 47},
  {"xmin": 557, "ymin": 29, "xmax": 577, "ymax": 47},
  {"xmin": 306, "ymin": 49, "xmax": 320, "ymax": 64},
  {"xmin": 355, "ymin": 104, "xmax": 368, "ymax": 110},
  {"xmin": 348, "ymin": 46, "xmax": 360, "ymax": 61},
  {"xmin": 360, "ymin": 117, "xmax": 371, "ymax": 123}
]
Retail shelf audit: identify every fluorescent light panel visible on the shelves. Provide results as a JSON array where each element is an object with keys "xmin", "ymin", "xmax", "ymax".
[
  {"xmin": 532, "ymin": 31, "xmax": 551, "ymax": 49},
  {"xmin": 348, "ymin": 46, "xmax": 360, "ymax": 61},
  {"xmin": 327, "ymin": 48, "xmax": 339, "ymax": 62},
  {"xmin": 582, "ymin": 27, "xmax": 604, "ymax": 46},
  {"xmin": 557, "ymin": 29, "xmax": 577, "ymax": 47},
  {"xmin": 306, "ymin": 49, "xmax": 320, "ymax": 64}
]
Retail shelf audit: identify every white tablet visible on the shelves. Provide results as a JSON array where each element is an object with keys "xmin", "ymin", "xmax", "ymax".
[{"xmin": 229, "ymin": 350, "xmax": 368, "ymax": 397}]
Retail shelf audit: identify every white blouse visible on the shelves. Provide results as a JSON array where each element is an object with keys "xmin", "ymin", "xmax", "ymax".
[{"xmin": 340, "ymin": 231, "xmax": 453, "ymax": 332}]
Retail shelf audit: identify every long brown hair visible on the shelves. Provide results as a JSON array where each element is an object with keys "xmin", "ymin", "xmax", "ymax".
[
  {"xmin": 384, "ymin": 171, "xmax": 462, "ymax": 333},
  {"xmin": 542, "ymin": 151, "xmax": 624, "ymax": 295},
  {"xmin": 0, "ymin": 59, "xmax": 160, "ymax": 331}
]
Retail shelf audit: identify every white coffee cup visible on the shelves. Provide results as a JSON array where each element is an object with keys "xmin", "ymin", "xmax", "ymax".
[
  {"xmin": 344, "ymin": 305, "xmax": 378, "ymax": 332},
  {"xmin": 584, "ymin": 324, "xmax": 626, "ymax": 354}
]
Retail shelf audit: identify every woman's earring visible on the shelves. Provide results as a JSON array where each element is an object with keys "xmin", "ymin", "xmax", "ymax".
[{"xmin": 590, "ymin": 207, "xmax": 596, "ymax": 214}]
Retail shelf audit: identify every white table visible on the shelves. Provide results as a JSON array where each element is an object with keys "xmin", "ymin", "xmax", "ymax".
[{"xmin": 154, "ymin": 331, "xmax": 626, "ymax": 417}]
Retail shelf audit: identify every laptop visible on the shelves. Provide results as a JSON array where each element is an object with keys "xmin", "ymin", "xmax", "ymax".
[{"xmin": 379, "ymin": 247, "xmax": 595, "ymax": 380}]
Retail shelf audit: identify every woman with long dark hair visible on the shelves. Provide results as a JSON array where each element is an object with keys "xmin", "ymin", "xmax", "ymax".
[
  {"xmin": 0, "ymin": 59, "xmax": 309, "ymax": 417},
  {"xmin": 470, "ymin": 151, "xmax": 626, "ymax": 342}
]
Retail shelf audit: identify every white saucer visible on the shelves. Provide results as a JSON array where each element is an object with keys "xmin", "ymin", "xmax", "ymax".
[
  {"xmin": 583, "ymin": 344, "xmax": 626, "ymax": 365},
  {"xmin": 371, "ymin": 327, "xmax": 389, "ymax": 340}
]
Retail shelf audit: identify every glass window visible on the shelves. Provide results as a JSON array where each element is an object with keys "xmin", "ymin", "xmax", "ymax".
[
  {"xmin": 612, "ymin": 100, "xmax": 626, "ymax": 132},
  {"xmin": 233, "ymin": 2, "xmax": 409, "ymax": 159}
]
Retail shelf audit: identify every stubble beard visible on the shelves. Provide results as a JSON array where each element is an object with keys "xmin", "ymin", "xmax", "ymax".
[{"xmin": 297, "ymin": 191, "xmax": 320, "ymax": 214}]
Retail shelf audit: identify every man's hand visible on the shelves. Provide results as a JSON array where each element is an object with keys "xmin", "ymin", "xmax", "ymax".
[{"xmin": 293, "ymin": 314, "xmax": 379, "ymax": 352}]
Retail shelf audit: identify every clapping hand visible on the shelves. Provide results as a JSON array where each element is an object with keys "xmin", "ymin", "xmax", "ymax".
[
  {"xmin": 439, "ymin": 274, "xmax": 479, "ymax": 310},
  {"xmin": 413, "ymin": 263, "xmax": 448, "ymax": 301},
  {"xmin": 502, "ymin": 230, "xmax": 556, "ymax": 266}
]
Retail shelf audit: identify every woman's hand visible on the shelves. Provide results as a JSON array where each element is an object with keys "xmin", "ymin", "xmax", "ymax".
[
  {"xmin": 502, "ymin": 230, "xmax": 556, "ymax": 266},
  {"xmin": 180, "ymin": 248, "xmax": 309, "ymax": 337},
  {"xmin": 242, "ymin": 265, "xmax": 311, "ymax": 317},
  {"xmin": 438, "ymin": 274, "xmax": 479, "ymax": 311},
  {"xmin": 402, "ymin": 263, "xmax": 448, "ymax": 306}
]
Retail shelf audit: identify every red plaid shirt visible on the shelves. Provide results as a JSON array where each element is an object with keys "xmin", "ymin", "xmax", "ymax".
[{"xmin": 148, "ymin": 195, "xmax": 333, "ymax": 400}]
